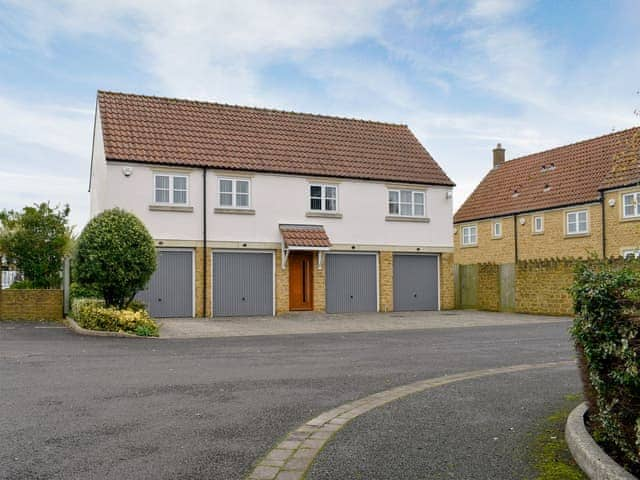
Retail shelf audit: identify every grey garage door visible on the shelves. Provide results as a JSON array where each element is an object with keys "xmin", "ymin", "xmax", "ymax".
[
  {"xmin": 137, "ymin": 250, "xmax": 193, "ymax": 318},
  {"xmin": 393, "ymin": 254, "xmax": 439, "ymax": 311},
  {"xmin": 326, "ymin": 253, "xmax": 377, "ymax": 314},
  {"xmin": 213, "ymin": 252, "xmax": 273, "ymax": 317}
]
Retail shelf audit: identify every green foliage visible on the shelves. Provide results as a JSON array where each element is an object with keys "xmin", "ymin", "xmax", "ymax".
[
  {"xmin": 0, "ymin": 202, "xmax": 71, "ymax": 288},
  {"xmin": 74, "ymin": 208, "xmax": 156, "ymax": 309},
  {"xmin": 570, "ymin": 260, "xmax": 640, "ymax": 474},
  {"xmin": 71, "ymin": 298, "xmax": 159, "ymax": 337},
  {"xmin": 69, "ymin": 282, "xmax": 102, "ymax": 301},
  {"xmin": 9, "ymin": 279, "xmax": 37, "ymax": 289}
]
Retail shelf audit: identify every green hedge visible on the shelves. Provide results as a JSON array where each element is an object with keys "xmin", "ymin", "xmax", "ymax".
[
  {"xmin": 71, "ymin": 298, "xmax": 159, "ymax": 337},
  {"xmin": 570, "ymin": 261, "xmax": 640, "ymax": 475}
]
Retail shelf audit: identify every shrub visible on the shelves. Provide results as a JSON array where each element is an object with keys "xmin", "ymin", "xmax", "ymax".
[
  {"xmin": 71, "ymin": 298, "xmax": 158, "ymax": 337},
  {"xmin": 570, "ymin": 261, "xmax": 640, "ymax": 474},
  {"xmin": 0, "ymin": 202, "xmax": 71, "ymax": 288},
  {"xmin": 74, "ymin": 208, "xmax": 156, "ymax": 309},
  {"xmin": 69, "ymin": 282, "xmax": 102, "ymax": 301}
]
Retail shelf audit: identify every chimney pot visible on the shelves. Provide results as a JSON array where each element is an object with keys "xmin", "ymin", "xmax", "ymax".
[{"xmin": 493, "ymin": 143, "xmax": 505, "ymax": 168}]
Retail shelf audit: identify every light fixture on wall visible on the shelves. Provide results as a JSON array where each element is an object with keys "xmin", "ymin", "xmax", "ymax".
[
  {"xmin": 122, "ymin": 166, "xmax": 133, "ymax": 177},
  {"xmin": 608, "ymin": 198, "xmax": 616, "ymax": 207},
  {"xmin": 519, "ymin": 217, "xmax": 526, "ymax": 225},
  {"xmin": 446, "ymin": 191, "xmax": 453, "ymax": 199}
]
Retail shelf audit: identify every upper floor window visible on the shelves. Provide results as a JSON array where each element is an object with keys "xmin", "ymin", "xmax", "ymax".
[
  {"xmin": 310, "ymin": 184, "xmax": 337, "ymax": 212},
  {"xmin": 154, "ymin": 174, "xmax": 188, "ymax": 204},
  {"xmin": 219, "ymin": 178, "xmax": 250, "ymax": 208},
  {"xmin": 622, "ymin": 192, "xmax": 640, "ymax": 218},
  {"xmin": 493, "ymin": 221, "xmax": 502, "ymax": 238},
  {"xmin": 533, "ymin": 215, "xmax": 544, "ymax": 233},
  {"xmin": 566, "ymin": 210, "xmax": 588, "ymax": 235},
  {"xmin": 388, "ymin": 189, "xmax": 425, "ymax": 217},
  {"xmin": 461, "ymin": 225, "xmax": 477, "ymax": 246}
]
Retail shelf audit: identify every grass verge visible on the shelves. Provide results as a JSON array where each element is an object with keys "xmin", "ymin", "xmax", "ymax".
[{"xmin": 531, "ymin": 393, "xmax": 586, "ymax": 480}]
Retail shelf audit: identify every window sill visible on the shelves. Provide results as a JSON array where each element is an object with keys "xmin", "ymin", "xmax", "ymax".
[
  {"xmin": 461, "ymin": 244, "xmax": 478, "ymax": 249},
  {"xmin": 532, "ymin": 231, "xmax": 545, "ymax": 236},
  {"xmin": 491, "ymin": 236, "xmax": 503, "ymax": 240},
  {"xmin": 385, "ymin": 216, "xmax": 430, "ymax": 223},
  {"xmin": 306, "ymin": 211, "xmax": 343, "ymax": 219},
  {"xmin": 620, "ymin": 216, "xmax": 640, "ymax": 223},
  {"xmin": 149, "ymin": 205, "xmax": 194, "ymax": 213},
  {"xmin": 214, "ymin": 208, "xmax": 256, "ymax": 215},
  {"xmin": 565, "ymin": 232, "xmax": 590, "ymax": 239}
]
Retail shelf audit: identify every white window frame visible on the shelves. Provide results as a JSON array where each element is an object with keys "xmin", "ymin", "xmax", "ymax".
[
  {"xmin": 492, "ymin": 221, "xmax": 502, "ymax": 238},
  {"xmin": 566, "ymin": 210, "xmax": 589, "ymax": 235},
  {"xmin": 533, "ymin": 215, "xmax": 544, "ymax": 233},
  {"xmin": 622, "ymin": 249, "xmax": 640, "ymax": 259},
  {"xmin": 309, "ymin": 184, "xmax": 338, "ymax": 212},
  {"xmin": 153, "ymin": 173, "xmax": 189, "ymax": 205},
  {"xmin": 622, "ymin": 192, "xmax": 640, "ymax": 219},
  {"xmin": 218, "ymin": 177, "xmax": 251, "ymax": 209},
  {"xmin": 461, "ymin": 225, "xmax": 478, "ymax": 246},
  {"xmin": 388, "ymin": 188, "xmax": 426, "ymax": 218}
]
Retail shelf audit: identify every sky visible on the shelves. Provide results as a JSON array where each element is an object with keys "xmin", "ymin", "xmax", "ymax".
[{"xmin": 0, "ymin": 0, "xmax": 639, "ymax": 232}]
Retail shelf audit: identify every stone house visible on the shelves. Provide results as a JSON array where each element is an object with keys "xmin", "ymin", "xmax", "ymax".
[
  {"xmin": 89, "ymin": 91, "xmax": 455, "ymax": 318},
  {"xmin": 454, "ymin": 127, "xmax": 640, "ymax": 265}
]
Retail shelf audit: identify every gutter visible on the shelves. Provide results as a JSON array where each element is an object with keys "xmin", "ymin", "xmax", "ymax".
[{"xmin": 203, "ymin": 167, "xmax": 208, "ymax": 317}]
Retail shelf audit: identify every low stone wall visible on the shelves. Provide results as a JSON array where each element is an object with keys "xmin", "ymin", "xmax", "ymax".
[
  {"xmin": 0, "ymin": 289, "xmax": 63, "ymax": 321},
  {"xmin": 515, "ymin": 260, "xmax": 574, "ymax": 316},
  {"xmin": 478, "ymin": 263, "xmax": 500, "ymax": 311}
]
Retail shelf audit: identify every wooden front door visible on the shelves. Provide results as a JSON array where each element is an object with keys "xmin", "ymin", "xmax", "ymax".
[{"xmin": 289, "ymin": 252, "xmax": 313, "ymax": 311}]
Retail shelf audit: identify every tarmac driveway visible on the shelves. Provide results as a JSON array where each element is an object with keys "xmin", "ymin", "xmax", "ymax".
[{"xmin": 1, "ymin": 315, "xmax": 577, "ymax": 479}]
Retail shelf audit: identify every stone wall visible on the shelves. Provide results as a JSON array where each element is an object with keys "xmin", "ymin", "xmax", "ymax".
[
  {"xmin": 439, "ymin": 253, "xmax": 455, "ymax": 310},
  {"xmin": 313, "ymin": 252, "xmax": 326, "ymax": 313},
  {"xmin": 275, "ymin": 249, "xmax": 289, "ymax": 314},
  {"xmin": 195, "ymin": 247, "xmax": 212, "ymax": 317},
  {"xmin": 516, "ymin": 204, "xmax": 603, "ymax": 261},
  {"xmin": 0, "ymin": 289, "xmax": 63, "ymax": 321},
  {"xmin": 454, "ymin": 216, "xmax": 516, "ymax": 265},
  {"xmin": 378, "ymin": 251, "xmax": 393, "ymax": 312},
  {"xmin": 603, "ymin": 188, "xmax": 640, "ymax": 257},
  {"xmin": 515, "ymin": 260, "xmax": 575, "ymax": 316},
  {"xmin": 477, "ymin": 263, "xmax": 500, "ymax": 311}
]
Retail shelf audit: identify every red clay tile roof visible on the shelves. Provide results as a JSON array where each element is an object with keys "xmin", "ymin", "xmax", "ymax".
[
  {"xmin": 454, "ymin": 127, "xmax": 640, "ymax": 223},
  {"xmin": 600, "ymin": 128, "xmax": 640, "ymax": 190},
  {"xmin": 280, "ymin": 224, "xmax": 331, "ymax": 248},
  {"xmin": 97, "ymin": 91, "xmax": 453, "ymax": 186}
]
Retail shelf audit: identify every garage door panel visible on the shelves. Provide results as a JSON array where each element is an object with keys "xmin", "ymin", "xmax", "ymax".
[
  {"xmin": 137, "ymin": 250, "xmax": 193, "ymax": 318},
  {"xmin": 213, "ymin": 252, "xmax": 273, "ymax": 317},
  {"xmin": 326, "ymin": 254, "xmax": 377, "ymax": 314},
  {"xmin": 393, "ymin": 254, "xmax": 438, "ymax": 311}
]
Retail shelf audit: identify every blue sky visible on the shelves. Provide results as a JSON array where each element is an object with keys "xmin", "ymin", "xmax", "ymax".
[{"xmin": 1, "ymin": 0, "xmax": 639, "ymax": 230}]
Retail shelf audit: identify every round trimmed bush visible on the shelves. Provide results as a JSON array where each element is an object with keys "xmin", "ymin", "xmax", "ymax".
[{"xmin": 74, "ymin": 208, "xmax": 156, "ymax": 309}]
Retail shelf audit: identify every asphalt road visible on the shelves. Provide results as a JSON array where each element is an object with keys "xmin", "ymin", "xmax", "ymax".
[
  {"xmin": 308, "ymin": 365, "xmax": 580, "ymax": 480},
  {"xmin": 1, "ymin": 319, "xmax": 577, "ymax": 480}
]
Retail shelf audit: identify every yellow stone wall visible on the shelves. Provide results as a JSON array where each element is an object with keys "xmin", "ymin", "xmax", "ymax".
[
  {"xmin": 0, "ymin": 289, "xmax": 63, "ymax": 321},
  {"xmin": 454, "ymin": 216, "xmax": 515, "ymax": 265},
  {"xmin": 516, "ymin": 204, "xmax": 602, "ymax": 260},
  {"xmin": 603, "ymin": 188, "xmax": 640, "ymax": 257},
  {"xmin": 378, "ymin": 251, "xmax": 394, "ymax": 312},
  {"xmin": 195, "ymin": 247, "xmax": 212, "ymax": 317},
  {"xmin": 313, "ymin": 252, "xmax": 326, "ymax": 313},
  {"xmin": 515, "ymin": 260, "xmax": 574, "ymax": 316},
  {"xmin": 439, "ymin": 253, "xmax": 455, "ymax": 310},
  {"xmin": 275, "ymin": 249, "xmax": 289, "ymax": 314},
  {"xmin": 455, "ymin": 203, "xmax": 603, "ymax": 264}
]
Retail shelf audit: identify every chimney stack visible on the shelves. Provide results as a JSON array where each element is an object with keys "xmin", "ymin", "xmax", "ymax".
[{"xmin": 493, "ymin": 143, "xmax": 505, "ymax": 168}]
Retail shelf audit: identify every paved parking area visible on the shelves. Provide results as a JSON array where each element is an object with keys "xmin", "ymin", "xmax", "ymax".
[
  {"xmin": 1, "ymin": 317, "xmax": 575, "ymax": 479},
  {"xmin": 159, "ymin": 310, "xmax": 569, "ymax": 338}
]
